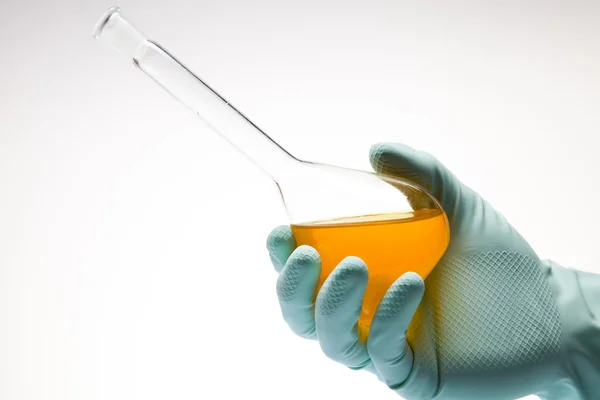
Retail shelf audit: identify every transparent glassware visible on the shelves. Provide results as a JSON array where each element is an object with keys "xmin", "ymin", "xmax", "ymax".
[{"xmin": 92, "ymin": 6, "xmax": 450, "ymax": 340}]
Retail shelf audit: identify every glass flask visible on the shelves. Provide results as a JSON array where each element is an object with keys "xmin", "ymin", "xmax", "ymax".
[{"xmin": 92, "ymin": 7, "xmax": 450, "ymax": 341}]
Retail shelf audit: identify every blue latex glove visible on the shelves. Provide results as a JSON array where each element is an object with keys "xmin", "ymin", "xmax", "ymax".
[{"xmin": 266, "ymin": 143, "xmax": 600, "ymax": 400}]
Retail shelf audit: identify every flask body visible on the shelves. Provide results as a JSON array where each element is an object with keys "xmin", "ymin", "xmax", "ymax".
[{"xmin": 279, "ymin": 163, "xmax": 450, "ymax": 340}]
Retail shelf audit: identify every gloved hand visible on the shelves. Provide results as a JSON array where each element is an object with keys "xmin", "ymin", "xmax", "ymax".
[{"xmin": 266, "ymin": 143, "xmax": 600, "ymax": 400}]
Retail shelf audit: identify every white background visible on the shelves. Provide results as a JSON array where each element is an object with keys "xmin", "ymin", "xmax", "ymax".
[{"xmin": 1, "ymin": 0, "xmax": 599, "ymax": 399}]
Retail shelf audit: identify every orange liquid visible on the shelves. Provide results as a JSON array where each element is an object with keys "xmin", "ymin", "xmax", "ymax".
[{"xmin": 291, "ymin": 209, "xmax": 450, "ymax": 341}]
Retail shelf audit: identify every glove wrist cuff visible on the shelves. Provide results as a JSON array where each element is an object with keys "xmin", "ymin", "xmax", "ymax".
[{"xmin": 540, "ymin": 260, "xmax": 600, "ymax": 399}]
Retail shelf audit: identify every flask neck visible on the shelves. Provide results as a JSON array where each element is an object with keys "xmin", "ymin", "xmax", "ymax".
[
  {"xmin": 133, "ymin": 40, "xmax": 300, "ymax": 182},
  {"xmin": 196, "ymin": 95, "xmax": 302, "ymax": 182},
  {"xmin": 94, "ymin": 9, "xmax": 302, "ymax": 183}
]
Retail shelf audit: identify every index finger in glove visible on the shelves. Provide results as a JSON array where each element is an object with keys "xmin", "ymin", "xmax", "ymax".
[
  {"xmin": 276, "ymin": 245, "xmax": 321, "ymax": 339},
  {"xmin": 266, "ymin": 225, "xmax": 296, "ymax": 273}
]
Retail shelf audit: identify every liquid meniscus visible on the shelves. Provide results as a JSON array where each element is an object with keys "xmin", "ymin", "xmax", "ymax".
[{"xmin": 291, "ymin": 209, "xmax": 450, "ymax": 341}]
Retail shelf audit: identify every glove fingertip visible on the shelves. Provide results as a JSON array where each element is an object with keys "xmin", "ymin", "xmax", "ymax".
[
  {"xmin": 369, "ymin": 142, "xmax": 416, "ymax": 171},
  {"xmin": 266, "ymin": 225, "xmax": 296, "ymax": 272},
  {"xmin": 266, "ymin": 225, "xmax": 294, "ymax": 248},
  {"xmin": 290, "ymin": 245, "xmax": 321, "ymax": 267},
  {"xmin": 316, "ymin": 257, "xmax": 369, "ymax": 317},
  {"xmin": 400, "ymin": 271, "xmax": 425, "ymax": 291},
  {"xmin": 276, "ymin": 246, "xmax": 320, "ymax": 304},
  {"xmin": 375, "ymin": 272, "xmax": 425, "ymax": 322},
  {"xmin": 334, "ymin": 256, "xmax": 369, "ymax": 283}
]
